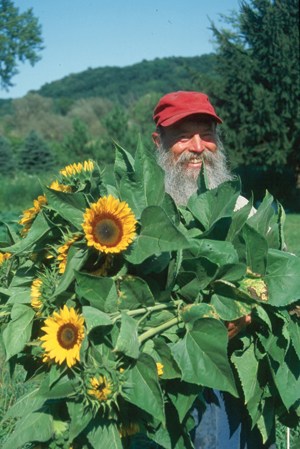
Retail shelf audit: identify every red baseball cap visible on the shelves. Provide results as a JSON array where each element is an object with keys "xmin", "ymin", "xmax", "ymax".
[{"xmin": 153, "ymin": 91, "xmax": 222, "ymax": 127}]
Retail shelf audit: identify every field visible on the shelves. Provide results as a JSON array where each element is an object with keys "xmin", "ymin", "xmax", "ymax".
[{"xmin": 0, "ymin": 215, "xmax": 299, "ymax": 448}]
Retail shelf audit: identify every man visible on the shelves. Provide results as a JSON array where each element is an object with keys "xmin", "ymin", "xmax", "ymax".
[{"xmin": 151, "ymin": 91, "xmax": 275, "ymax": 449}]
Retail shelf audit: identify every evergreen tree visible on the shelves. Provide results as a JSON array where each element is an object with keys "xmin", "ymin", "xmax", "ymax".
[
  {"xmin": 0, "ymin": 133, "xmax": 15, "ymax": 174},
  {"xmin": 17, "ymin": 129, "xmax": 56, "ymax": 173},
  {"xmin": 202, "ymin": 0, "xmax": 299, "ymax": 205},
  {"xmin": 62, "ymin": 116, "xmax": 90, "ymax": 159}
]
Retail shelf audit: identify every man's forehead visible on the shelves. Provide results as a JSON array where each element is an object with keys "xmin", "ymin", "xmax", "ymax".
[{"xmin": 166, "ymin": 117, "xmax": 215, "ymax": 133}]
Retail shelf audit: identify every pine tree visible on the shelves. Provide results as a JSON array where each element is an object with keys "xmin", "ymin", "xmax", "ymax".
[
  {"xmin": 17, "ymin": 129, "xmax": 56, "ymax": 173},
  {"xmin": 62, "ymin": 116, "xmax": 90, "ymax": 159},
  {"xmin": 0, "ymin": 134, "xmax": 15, "ymax": 174}
]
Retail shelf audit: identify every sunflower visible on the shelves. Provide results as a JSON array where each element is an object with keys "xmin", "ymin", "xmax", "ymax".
[
  {"xmin": 41, "ymin": 305, "xmax": 85, "ymax": 368},
  {"xmin": 82, "ymin": 195, "xmax": 137, "ymax": 254},
  {"xmin": 50, "ymin": 180, "xmax": 72, "ymax": 193},
  {"xmin": 19, "ymin": 195, "xmax": 47, "ymax": 237},
  {"xmin": 60, "ymin": 160, "xmax": 94, "ymax": 177},
  {"xmin": 0, "ymin": 252, "xmax": 11, "ymax": 266},
  {"xmin": 30, "ymin": 278, "xmax": 43, "ymax": 313},
  {"xmin": 88, "ymin": 375, "xmax": 112, "ymax": 401},
  {"xmin": 118, "ymin": 422, "xmax": 140, "ymax": 438},
  {"xmin": 57, "ymin": 235, "xmax": 81, "ymax": 274},
  {"xmin": 156, "ymin": 362, "xmax": 164, "ymax": 376}
]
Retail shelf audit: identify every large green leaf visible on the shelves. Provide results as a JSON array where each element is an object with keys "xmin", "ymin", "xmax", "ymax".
[
  {"xmin": 226, "ymin": 196, "xmax": 254, "ymax": 242},
  {"xmin": 118, "ymin": 275, "xmax": 155, "ymax": 309},
  {"xmin": 3, "ymin": 389, "xmax": 45, "ymax": 421},
  {"xmin": 231, "ymin": 343, "xmax": 264, "ymax": 425},
  {"xmin": 43, "ymin": 184, "xmax": 87, "ymax": 230},
  {"xmin": 3, "ymin": 304, "xmax": 35, "ymax": 360},
  {"xmin": 75, "ymin": 271, "xmax": 118, "ymax": 312},
  {"xmin": 242, "ymin": 223, "xmax": 268, "ymax": 276},
  {"xmin": 181, "ymin": 256, "xmax": 218, "ymax": 289},
  {"xmin": 269, "ymin": 345, "xmax": 300, "ymax": 410},
  {"xmin": 67, "ymin": 400, "xmax": 93, "ymax": 443},
  {"xmin": 82, "ymin": 306, "xmax": 113, "ymax": 333},
  {"xmin": 184, "ymin": 239, "xmax": 239, "ymax": 266},
  {"xmin": 54, "ymin": 244, "xmax": 89, "ymax": 297},
  {"xmin": 2, "ymin": 408, "xmax": 53, "ymax": 449},
  {"xmin": 38, "ymin": 373, "xmax": 80, "ymax": 399},
  {"xmin": 125, "ymin": 206, "xmax": 191, "ymax": 264},
  {"xmin": 166, "ymin": 380, "xmax": 203, "ymax": 423},
  {"xmin": 289, "ymin": 317, "xmax": 300, "ymax": 359},
  {"xmin": 247, "ymin": 192, "xmax": 274, "ymax": 236},
  {"xmin": 265, "ymin": 249, "xmax": 300, "ymax": 306},
  {"xmin": 210, "ymin": 293, "xmax": 253, "ymax": 321},
  {"xmin": 187, "ymin": 179, "xmax": 240, "ymax": 231},
  {"xmin": 85, "ymin": 418, "xmax": 122, "ymax": 449},
  {"xmin": 114, "ymin": 142, "xmax": 135, "ymax": 186},
  {"xmin": 171, "ymin": 318, "xmax": 237, "ymax": 396},
  {"xmin": 125, "ymin": 352, "xmax": 165, "ymax": 423},
  {"xmin": 114, "ymin": 311, "xmax": 140, "ymax": 359},
  {"xmin": 153, "ymin": 338, "xmax": 181, "ymax": 380}
]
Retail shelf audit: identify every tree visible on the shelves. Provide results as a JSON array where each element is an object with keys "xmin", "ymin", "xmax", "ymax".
[
  {"xmin": 0, "ymin": 0, "xmax": 43, "ymax": 89},
  {"xmin": 202, "ymin": 0, "xmax": 299, "ymax": 207},
  {"xmin": 0, "ymin": 133, "xmax": 15, "ymax": 174},
  {"xmin": 62, "ymin": 116, "xmax": 90, "ymax": 159},
  {"xmin": 17, "ymin": 129, "xmax": 56, "ymax": 173}
]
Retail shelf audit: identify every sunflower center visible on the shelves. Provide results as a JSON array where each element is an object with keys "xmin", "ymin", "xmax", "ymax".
[
  {"xmin": 94, "ymin": 216, "xmax": 123, "ymax": 247},
  {"xmin": 57, "ymin": 323, "xmax": 78, "ymax": 349}
]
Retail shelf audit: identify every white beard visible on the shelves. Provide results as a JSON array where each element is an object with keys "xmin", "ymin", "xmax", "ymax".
[{"xmin": 157, "ymin": 136, "xmax": 235, "ymax": 206}]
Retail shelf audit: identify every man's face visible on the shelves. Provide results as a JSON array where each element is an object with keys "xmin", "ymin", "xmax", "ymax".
[
  {"xmin": 152, "ymin": 116, "xmax": 233, "ymax": 205},
  {"xmin": 152, "ymin": 117, "xmax": 217, "ymax": 173}
]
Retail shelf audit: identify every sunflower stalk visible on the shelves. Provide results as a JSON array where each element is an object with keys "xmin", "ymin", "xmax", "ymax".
[
  {"xmin": 111, "ymin": 301, "xmax": 181, "ymax": 324},
  {"xmin": 138, "ymin": 316, "xmax": 182, "ymax": 344}
]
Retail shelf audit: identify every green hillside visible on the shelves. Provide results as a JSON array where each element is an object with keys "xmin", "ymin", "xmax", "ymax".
[{"xmin": 32, "ymin": 54, "xmax": 217, "ymax": 103}]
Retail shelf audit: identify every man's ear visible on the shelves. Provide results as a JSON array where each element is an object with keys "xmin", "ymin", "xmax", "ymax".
[{"xmin": 152, "ymin": 132, "xmax": 161, "ymax": 148}]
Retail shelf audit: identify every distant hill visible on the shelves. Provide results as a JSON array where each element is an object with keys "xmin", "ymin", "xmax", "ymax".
[{"xmin": 32, "ymin": 54, "xmax": 217, "ymax": 104}]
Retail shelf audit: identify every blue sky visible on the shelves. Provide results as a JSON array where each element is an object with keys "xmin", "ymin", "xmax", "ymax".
[{"xmin": 0, "ymin": 0, "xmax": 240, "ymax": 99}]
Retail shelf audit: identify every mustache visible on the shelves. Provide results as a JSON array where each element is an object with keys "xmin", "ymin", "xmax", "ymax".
[{"xmin": 175, "ymin": 150, "xmax": 212, "ymax": 165}]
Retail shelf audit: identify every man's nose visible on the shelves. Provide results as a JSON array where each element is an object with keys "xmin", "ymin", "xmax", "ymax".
[{"xmin": 190, "ymin": 134, "xmax": 204, "ymax": 152}]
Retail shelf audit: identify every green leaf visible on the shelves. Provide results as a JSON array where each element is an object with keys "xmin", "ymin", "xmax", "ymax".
[
  {"xmin": 2, "ymin": 408, "xmax": 53, "ymax": 449},
  {"xmin": 126, "ymin": 352, "xmax": 165, "ymax": 423},
  {"xmin": 125, "ymin": 206, "xmax": 191, "ymax": 264},
  {"xmin": 247, "ymin": 192, "xmax": 274, "ymax": 236},
  {"xmin": 75, "ymin": 271, "xmax": 118, "ymax": 312},
  {"xmin": 118, "ymin": 275, "xmax": 155, "ymax": 309},
  {"xmin": 265, "ymin": 249, "xmax": 300, "ymax": 306},
  {"xmin": 38, "ymin": 374, "xmax": 79, "ymax": 399},
  {"xmin": 3, "ymin": 304, "xmax": 35, "ymax": 360},
  {"xmin": 153, "ymin": 338, "xmax": 181, "ymax": 379},
  {"xmin": 114, "ymin": 141, "xmax": 135, "ymax": 186},
  {"xmin": 231, "ymin": 343, "xmax": 264, "ymax": 425},
  {"xmin": 242, "ymin": 223, "xmax": 268, "ymax": 276},
  {"xmin": 289, "ymin": 318, "xmax": 300, "ymax": 359},
  {"xmin": 54, "ymin": 245, "xmax": 89, "ymax": 297},
  {"xmin": 269, "ymin": 345, "xmax": 300, "ymax": 410},
  {"xmin": 226, "ymin": 196, "xmax": 254, "ymax": 242},
  {"xmin": 184, "ymin": 239, "xmax": 239, "ymax": 266},
  {"xmin": 67, "ymin": 401, "xmax": 93, "ymax": 443},
  {"xmin": 210, "ymin": 293, "xmax": 253, "ymax": 321},
  {"xmin": 7, "ymin": 290, "xmax": 31, "ymax": 304},
  {"xmin": 114, "ymin": 311, "xmax": 140, "ymax": 359},
  {"xmin": 256, "ymin": 398, "xmax": 275, "ymax": 444},
  {"xmin": 181, "ymin": 256, "xmax": 218, "ymax": 289},
  {"xmin": 171, "ymin": 318, "xmax": 237, "ymax": 396},
  {"xmin": 166, "ymin": 380, "xmax": 203, "ymax": 423},
  {"xmin": 86, "ymin": 418, "xmax": 122, "ymax": 449},
  {"xmin": 43, "ymin": 184, "xmax": 87, "ymax": 230},
  {"xmin": 3, "ymin": 389, "xmax": 45, "ymax": 421},
  {"xmin": 82, "ymin": 306, "xmax": 113, "ymax": 333},
  {"xmin": 187, "ymin": 179, "xmax": 240, "ymax": 231}
]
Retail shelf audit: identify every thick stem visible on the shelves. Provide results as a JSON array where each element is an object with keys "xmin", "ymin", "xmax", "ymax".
[
  {"xmin": 111, "ymin": 301, "xmax": 181, "ymax": 324},
  {"xmin": 138, "ymin": 316, "xmax": 181, "ymax": 344}
]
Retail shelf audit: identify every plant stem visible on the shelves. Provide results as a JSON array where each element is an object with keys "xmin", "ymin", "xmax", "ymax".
[
  {"xmin": 111, "ymin": 301, "xmax": 181, "ymax": 324},
  {"xmin": 138, "ymin": 316, "xmax": 182, "ymax": 344}
]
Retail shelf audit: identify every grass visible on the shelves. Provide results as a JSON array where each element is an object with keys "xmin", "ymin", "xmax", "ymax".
[{"xmin": 0, "ymin": 215, "xmax": 299, "ymax": 447}]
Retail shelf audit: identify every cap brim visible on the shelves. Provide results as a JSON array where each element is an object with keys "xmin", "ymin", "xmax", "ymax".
[{"xmin": 159, "ymin": 110, "xmax": 223, "ymax": 126}]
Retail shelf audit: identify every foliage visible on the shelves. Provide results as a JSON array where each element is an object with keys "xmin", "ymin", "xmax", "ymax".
[
  {"xmin": 33, "ymin": 55, "xmax": 217, "ymax": 103},
  {"xmin": 17, "ymin": 129, "xmax": 56, "ymax": 173},
  {"xmin": 0, "ymin": 133, "xmax": 15, "ymax": 174},
  {"xmin": 284, "ymin": 214, "xmax": 300, "ymax": 257},
  {"xmin": 206, "ymin": 0, "xmax": 300, "ymax": 174},
  {"xmin": 0, "ymin": 139, "xmax": 300, "ymax": 449},
  {"xmin": 0, "ymin": 0, "xmax": 44, "ymax": 89}
]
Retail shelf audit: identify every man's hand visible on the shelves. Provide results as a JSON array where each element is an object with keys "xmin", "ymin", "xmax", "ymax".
[{"xmin": 225, "ymin": 315, "xmax": 252, "ymax": 340}]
